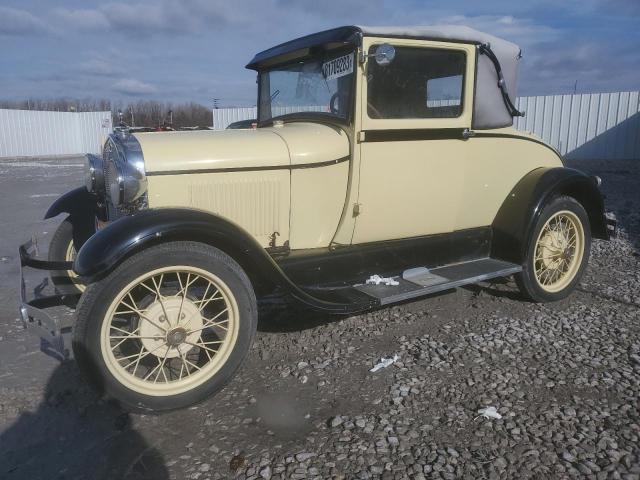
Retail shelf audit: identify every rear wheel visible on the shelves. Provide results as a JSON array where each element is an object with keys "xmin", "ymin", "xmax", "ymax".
[
  {"xmin": 516, "ymin": 196, "xmax": 591, "ymax": 302},
  {"xmin": 49, "ymin": 217, "xmax": 85, "ymax": 295},
  {"xmin": 72, "ymin": 241, "xmax": 257, "ymax": 412}
]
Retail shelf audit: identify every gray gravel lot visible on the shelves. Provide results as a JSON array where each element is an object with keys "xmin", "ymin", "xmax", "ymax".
[{"xmin": 0, "ymin": 156, "xmax": 638, "ymax": 480}]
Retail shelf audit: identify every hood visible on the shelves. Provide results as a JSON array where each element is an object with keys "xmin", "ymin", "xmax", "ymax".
[{"xmin": 135, "ymin": 123, "xmax": 350, "ymax": 174}]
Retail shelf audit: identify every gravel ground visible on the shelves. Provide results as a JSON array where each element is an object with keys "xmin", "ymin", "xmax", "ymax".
[{"xmin": 0, "ymin": 156, "xmax": 638, "ymax": 480}]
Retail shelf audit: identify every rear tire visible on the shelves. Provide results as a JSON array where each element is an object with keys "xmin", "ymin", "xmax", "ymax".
[
  {"xmin": 516, "ymin": 196, "xmax": 591, "ymax": 302},
  {"xmin": 72, "ymin": 241, "xmax": 257, "ymax": 412},
  {"xmin": 49, "ymin": 217, "xmax": 85, "ymax": 295}
]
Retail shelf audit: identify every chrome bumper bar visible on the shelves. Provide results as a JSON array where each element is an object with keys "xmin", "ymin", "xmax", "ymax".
[{"xmin": 19, "ymin": 238, "xmax": 76, "ymax": 361}]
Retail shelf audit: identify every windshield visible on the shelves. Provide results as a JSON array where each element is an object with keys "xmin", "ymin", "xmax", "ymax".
[{"xmin": 258, "ymin": 50, "xmax": 355, "ymax": 123}]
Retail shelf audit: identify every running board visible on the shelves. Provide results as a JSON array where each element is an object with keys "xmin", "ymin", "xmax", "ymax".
[{"xmin": 353, "ymin": 258, "xmax": 521, "ymax": 306}]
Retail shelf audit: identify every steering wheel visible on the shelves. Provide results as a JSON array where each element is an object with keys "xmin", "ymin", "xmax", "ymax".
[
  {"xmin": 329, "ymin": 93, "xmax": 340, "ymax": 114},
  {"xmin": 330, "ymin": 93, "xmax": 383, "ymax": 118}
]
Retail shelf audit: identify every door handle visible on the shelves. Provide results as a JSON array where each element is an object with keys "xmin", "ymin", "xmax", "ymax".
[{"xmin": 462, "ymin": 128, "xmax": 476, "ymax": 140}]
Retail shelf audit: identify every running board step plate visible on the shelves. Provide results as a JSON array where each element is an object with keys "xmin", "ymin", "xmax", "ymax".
[{"xmin": 354, "ymin": 258, "xmax": 521, "ymax": 306}]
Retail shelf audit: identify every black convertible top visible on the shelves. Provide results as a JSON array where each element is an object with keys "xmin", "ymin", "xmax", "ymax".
[
  {"xmin": 246, "ymin": 26, "xmax": 359, "ymax": 71},
  {"xmin": 246, "ymin": 25, "xmax": 518, "ymax": 70}
]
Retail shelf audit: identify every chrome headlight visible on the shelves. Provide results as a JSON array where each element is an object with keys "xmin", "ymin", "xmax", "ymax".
[
  {"xmin": 84, "ymin": 154, "xmax": 105, "ymax": 195},
  {"xmin": 104, "ymin": 134, "xmax": 147, "ymax": 208},
  {"xmin": 108, "ymin": 156, "xmax": 147, "ymax": 207}
]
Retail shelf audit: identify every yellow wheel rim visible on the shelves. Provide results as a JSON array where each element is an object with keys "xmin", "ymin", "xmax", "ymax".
[
  {"xmin": 99, "ymin": 266, "xmax": 239, "ymax": 396},
  {"xmin": 65, "ymin": 241, "xmax": 86, "ymax": 292},
  {"xmin": 533, "ymin": 210, "xmax": 585, "ymax": 293}
]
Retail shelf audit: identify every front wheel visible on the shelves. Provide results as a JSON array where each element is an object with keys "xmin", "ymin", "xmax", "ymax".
[
  {"xmin": 72, "ymin": 241, "xmax": 257, "ymax": 412},
  {"xmin": 49, "ymin": 217, "xmax": 85, "ymax": 295},
  {"xmin": 516, "ymin": 196, "xmax": 591, "ymax": 302}
]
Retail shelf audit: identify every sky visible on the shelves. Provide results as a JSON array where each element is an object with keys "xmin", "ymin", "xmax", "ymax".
[{"xmin": 1, "ymin": 0, "xmax": 639, "ymax": 107}]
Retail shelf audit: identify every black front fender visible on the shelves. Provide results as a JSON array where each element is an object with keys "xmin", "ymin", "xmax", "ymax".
[
  {"xmin": 74, "ymin": 208, "xmax": 368, "ymax": 313},
  {"xmin": 45, "ymin": 187, "xmax": 97, "ymax": 249},
  {"xmin": 492, "ymin": 167, "xmax": 609, "ymax": 264},
  {"xmin": 44, "ymin": 187, "xmax": 96, "ymax": 220}
]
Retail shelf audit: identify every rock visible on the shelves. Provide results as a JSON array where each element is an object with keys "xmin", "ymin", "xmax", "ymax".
[
  {"xmin": 387, "ymin": 436, "xmax": 399, "ymax": 447},
  {"xmin": 329, "ymin": 416, "xmax": 344, "ymax": 428},
  {"xmin": 259, "ymin": 466, "xmax": 272, "ymax": 479},
  {"xmin": 295, "ymin": 452, "xmax": 315, "ymax": 462},
  {"xmin": 494, "ymin": 457, "xmax": 508, "ymax": 469}
]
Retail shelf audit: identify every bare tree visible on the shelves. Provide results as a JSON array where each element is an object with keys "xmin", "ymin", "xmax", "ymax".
[{"xmin": 0, "ymin": 98, "xmax": 213, "ymax": 128}]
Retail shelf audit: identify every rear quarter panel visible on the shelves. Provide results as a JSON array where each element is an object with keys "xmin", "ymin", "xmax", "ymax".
[{"xmin": 456, "ymin": 128, "xmax": 564, "ymax": 229}]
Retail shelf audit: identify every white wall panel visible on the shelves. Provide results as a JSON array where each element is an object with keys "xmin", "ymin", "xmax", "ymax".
[
  {"xmin": 515, "ymin": 91, "xmax": 640, "ymax": 160},
  {"xmin": 0, "ymin": 109, "xmax": 112, "ymax": 158}
]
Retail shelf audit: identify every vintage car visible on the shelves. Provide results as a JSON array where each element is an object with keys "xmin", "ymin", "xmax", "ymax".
[{"xmin": 19, "ymin": 25, "xmax": 616, "ymax": 412}]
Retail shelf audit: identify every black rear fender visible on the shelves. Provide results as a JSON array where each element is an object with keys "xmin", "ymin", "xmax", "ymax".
[{"xmin": 492, "ymin": 167, "xmax": 608, "ymax": 264}]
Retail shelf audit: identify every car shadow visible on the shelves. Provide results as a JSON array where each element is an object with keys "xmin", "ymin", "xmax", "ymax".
[
  {"xmin": 459, "ymin": 275, "xmax": 532, "ymax": 302},
  {"xmin": 257, "ymin": 292, "xmax": 350, "ymax": 333},
  {"xmin": 256, "ymin": 285, "xmax": 495, "ymax": 333},
  {"xmin": 0, "ymin": 361, "xmax": 169, "ymax": 480},
  {"xmin": 565, "ymin": 159, "xmax": 640, "ymax": 255}
]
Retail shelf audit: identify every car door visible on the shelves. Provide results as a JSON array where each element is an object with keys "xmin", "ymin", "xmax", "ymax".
[{"xmin": 351, "ymin": 38, "xmax": 476, "ymax": 245}]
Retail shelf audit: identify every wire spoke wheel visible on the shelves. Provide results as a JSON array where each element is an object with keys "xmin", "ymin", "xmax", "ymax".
[
  {"xmin": 533, "ymin": 210, "xmax": 585, "ymax": 293},
  {"xmin": 64, "ymin": 240, "xmax": 86, "ymax": 292},
  {"xmin": 100, "ymin": 266, "xmax": 240, "ymax": 396}
]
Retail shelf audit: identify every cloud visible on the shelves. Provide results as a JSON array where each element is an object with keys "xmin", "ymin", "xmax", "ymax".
[
  {"xmin": 522, "ymin": 39, "xmax": 640, "ymax": 94},
  {"xmin": 113, "ymin": 79, "xmax": 158, "ymax": 95},
  {"xmin": 411, "ymin": 14, "xmax": 560, "ymax": 49},
  {"xmin": 53, "ymin": 8, "xmax": 110, "ymax": 31},
  {"xmin": 53, "ymin": 1, "xmax": 250, "ymax": 37},
  {"xmin": 0, "ymin": 6, "xmax": 51, "ymax": 36},
  {"xmin": 1, "ymin": 0, "xmax": 638, "ymax": 102},
  {"xmin": 561, "ymin": 0, "xmax": 640, "ymax": 16},
  {"xmin": 101, "ymin": 2, "xmax": 198, "ymax": 35},
  {"xmin": 78, "ymin": 59, "xmax": 121, "ymax": 77}
]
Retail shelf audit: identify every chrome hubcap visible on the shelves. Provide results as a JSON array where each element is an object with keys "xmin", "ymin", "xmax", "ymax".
[{"xmin": 167, "ymin": 327, "xmax": 187, "ymax": 346}]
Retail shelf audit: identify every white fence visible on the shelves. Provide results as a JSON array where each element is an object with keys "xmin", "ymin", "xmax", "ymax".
[
  {"xmin": 0, "ymin": 109, "xmax": 112, "ymax": 158},
  {"xmin": 515, "ymin": 92, "xmax": 639, "ymax": 160},
  {"xmin": 212, "ymin": 105, "xmax": 326, "ymax": 130},
  {"xmin": 213, "ymin": 91, "xmax": 640, "ymax": 160},
  {"xmin": 213, "ymin": 107, "xmax": 257, "ymax": 130}
]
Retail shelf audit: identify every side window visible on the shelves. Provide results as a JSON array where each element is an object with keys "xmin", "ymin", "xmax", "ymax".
[{"xmin": 367, "ymin": 46, "xmax": 466, "ymax": 119}]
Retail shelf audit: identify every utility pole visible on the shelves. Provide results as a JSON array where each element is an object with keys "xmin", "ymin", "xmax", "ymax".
[
  {"xmin": 573, "ymin": 80, "xmax": 578, "ymax": 94},
  {"xmin": 213, "ymin": 98, "xmax": 220, "ymax": 109}
]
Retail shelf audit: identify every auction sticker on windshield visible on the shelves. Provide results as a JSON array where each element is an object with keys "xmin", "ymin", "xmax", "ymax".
[{"xmin": 322, "ymin": 54, "xmax": 354, "ymax": 81}]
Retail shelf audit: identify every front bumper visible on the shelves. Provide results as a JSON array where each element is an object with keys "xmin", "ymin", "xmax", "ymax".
[{"xmin": 19, "ymin": 238, "xmax": 77, "ymax": 361}]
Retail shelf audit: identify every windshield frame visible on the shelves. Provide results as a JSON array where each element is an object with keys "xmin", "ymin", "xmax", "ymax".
[{"xmin": 256, "ymin": 46, "xmax": 358, "ymax": 128}]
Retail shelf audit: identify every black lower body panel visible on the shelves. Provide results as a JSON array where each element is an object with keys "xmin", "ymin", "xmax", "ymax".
[{"xmin": 278, "ymin": 227, "xmax": 492, "ymax": 289}]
